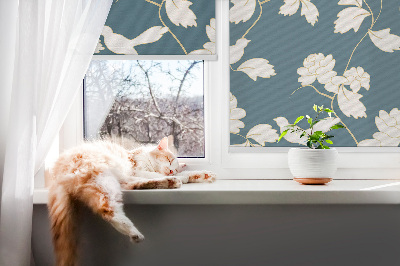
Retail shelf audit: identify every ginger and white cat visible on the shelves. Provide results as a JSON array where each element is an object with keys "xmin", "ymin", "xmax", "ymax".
[{"xmin": 48, "ymin": 137, "xmax": 216, "ymax": 266}]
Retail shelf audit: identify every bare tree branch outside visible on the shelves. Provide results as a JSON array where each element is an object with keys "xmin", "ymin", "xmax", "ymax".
[{"xmin": 84, "ymin": 60, "xmax": 204, "ymax": 157}]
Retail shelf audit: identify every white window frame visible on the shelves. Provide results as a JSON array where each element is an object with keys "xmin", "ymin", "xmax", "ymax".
[{"xmin": 57, "ymin": 0, "xmax": 400, "ymax": 181}]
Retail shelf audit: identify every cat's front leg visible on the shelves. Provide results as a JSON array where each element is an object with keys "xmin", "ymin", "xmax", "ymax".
[
  {"xmin": 132, "ymin": 170, "xmax": 166, "ymax": 179},
  {"xmin": 177, "ymin": 171, "xmax": 217, "ymax": 184}
]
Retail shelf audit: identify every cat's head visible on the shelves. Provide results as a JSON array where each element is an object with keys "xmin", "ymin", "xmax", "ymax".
[{"xmin": 149, "ymin": 137, "xmax": 179, "ymax": 176}]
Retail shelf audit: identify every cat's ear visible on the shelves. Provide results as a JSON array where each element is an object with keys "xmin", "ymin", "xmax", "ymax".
[
  {"xmin": 167, "ymin": 135, "xmax": 178, "ymax": 155},
  {"xmin": 157, "ymin": 137, "xmax": 168, "ymax": 151}
]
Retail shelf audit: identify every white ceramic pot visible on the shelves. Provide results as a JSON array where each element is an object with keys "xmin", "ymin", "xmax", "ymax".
[{"xmin": 288, "ymin": 148, "xmax": 338, "ymax": 184}]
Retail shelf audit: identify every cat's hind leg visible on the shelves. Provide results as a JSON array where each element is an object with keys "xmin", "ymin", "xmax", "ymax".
[
  {"xmin": 121, "ymin": 176, "xmax": 182, "ymax": 190},
  {"xmin": 75, "ymin": 172, "xmax": 144, "ymax": 242}
]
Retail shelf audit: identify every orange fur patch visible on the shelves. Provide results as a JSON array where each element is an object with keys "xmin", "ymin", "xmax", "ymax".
[
  {"xmin": 129, "ymin": 150, "xmax": 142, "ymax": 168},
  {"xmin": 193, "ymin": 174, "xmax": 201, "ymax": 179}
]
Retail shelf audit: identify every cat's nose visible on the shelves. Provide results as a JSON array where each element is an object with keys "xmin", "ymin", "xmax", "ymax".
[{"xmin": 169, "ymin": 170, "xmax": 173, "ymax": 175}]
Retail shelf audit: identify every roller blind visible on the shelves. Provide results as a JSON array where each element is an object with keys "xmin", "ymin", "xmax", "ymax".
[
  {"xmin": 229, "ymin": 0, "xmax": 400, "ymax": 148},
  {"xmin": 95, "ymin": 0, "xmax": 216, "ymax": 59}
]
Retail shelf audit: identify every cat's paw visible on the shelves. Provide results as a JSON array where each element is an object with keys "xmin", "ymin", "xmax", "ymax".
[
  {"xmin": 166, "ymin": 177, "xmax": 182, "ymax": 189},
  {"xmin": 177, "ymin": 163, "xmax": 187, "ymax": 173},
  {"xmin": 187, "ymin": 171, "xmax": 217, "ymax": 183},
  {"xmin": 130, "ymin": 232, "xmax": 145, "ymax": 243},
  {"xmin": 203, "ymin": 171, "xmax": 217, "ymax": 183}
]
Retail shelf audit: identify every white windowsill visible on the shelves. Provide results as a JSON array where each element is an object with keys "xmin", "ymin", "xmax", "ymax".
[{"xmin": 33, "ymin": 179, "xmax": 400, "ymax": 205}]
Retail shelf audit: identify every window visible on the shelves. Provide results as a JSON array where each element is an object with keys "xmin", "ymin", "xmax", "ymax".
[
  {"xmin": 84, "ymin": 60, "xmax": 205, "ymax": 158},
  {"xmin": 54, "ymin": 0, "xmax": 398, "ymax": 183}
]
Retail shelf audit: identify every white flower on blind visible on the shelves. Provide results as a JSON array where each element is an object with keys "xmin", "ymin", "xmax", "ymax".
[
  {"xmin": 334, "ymin": 1, "xmax": 400, "ymax": 54},
  {"xmin": 312, "ymin": 117, "xmax": 342, "ymax": 132},
  {"xmin": 297, "ymin": 53, "xmax": 337, "ymax": 86},
  {"xmin": 206, "ymin": 18, "xmax": 216, "ymax": 43},
  {"xmin": 101, "ymin": 26, "xmax": 168, "ymax": 54},
  {"xmin": 230, "ymin": 38, "xmax": 251, "ymax": 65},
  {"xmin": 274, "ymin": 117, "xmax": 340, "ymax": 145},
  {"xmin": 189, "ymin": 18, "xmax": 216, "ymax": 55},
  {"xmin": 237, "ymin": 58, "xmax": 276, "ymax": 81},
  {"xmin": 229, "ymin": 0, "xmax": 256, "ymax": 24},
  {"xmin": 230, "ymin": 92, "xmax": 246, "ymax": 134},
  {"xmin": 95, "ymin": 40, "xmax": 105, "ymax": 53},
  {"xmin": 324, "ymin": 76, "xmax": 347, "ymax": 93},
  {"xmin": 337, "ymin": 0, "xmax": 362, "ymax": 5},
  {"xmin": 232, "ymin": 139, "xmax": 256, "ymax": 147},
  {"xmin": 132, "ymin": 26, "xmax": 169, "ymax": 46},
  {"xmin": 245, "ymin": 124, "xmax": 279, "ymax": 146},
  {"xmin": 297, "ymin": 53, "xmax": 368, "ymax": 120},
  {"xmin": 274, "ymin": 117, "xmax": 307, "ymax": 145},
  {"xmin": 334, "ymin": 6, "xmax": 370, "ymax": 34},
  {"xmin": 359, "ymin": 109, "xmax": 400, "ymax": 146},
  {"xmin": 343, "ymin": 67, "xmax": 370, "ymax": 92},
  {"xmin": 279, "ymin": 0, "xmax": 319, "ymax": 26},
  {"xmin": 368, "ymin": 29, "xmax": 400, "ymax": 53},
  {"xmin": 165, "ymin": 0, "xmax": 197, "ymax": 28},
  {"xmin": 337, "ymin": 87, "xmax": 367, "ymax": 119}
]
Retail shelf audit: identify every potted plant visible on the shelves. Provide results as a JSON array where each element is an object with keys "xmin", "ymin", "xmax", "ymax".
[{"xmin": 278, "ymin": 105, "xmax": 345, "ymax": 185}]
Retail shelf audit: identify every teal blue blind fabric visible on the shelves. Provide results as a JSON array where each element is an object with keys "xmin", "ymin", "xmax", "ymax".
[
  {"xmin": 95, "ymin": 0, "xmax": 215, "ymax": 56},
  {"xmin": 229, "ymin": 0, "xmax": 400, "ymax": 147}
]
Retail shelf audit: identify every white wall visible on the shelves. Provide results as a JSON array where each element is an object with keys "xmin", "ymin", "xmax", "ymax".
[{"xmin": 33, "ymin": 204, "xmax": 400, "ymax": 266}]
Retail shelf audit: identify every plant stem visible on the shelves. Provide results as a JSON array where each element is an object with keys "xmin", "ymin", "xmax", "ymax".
[
  {"xmin": 344, "ymin": 32, "xmax": 369, "ymax": 73},
  {"xmin": 158, "ymin": 0, "xmax": 187, "ymax": 54},
  {"xmin": 344, "ymin": 0, "xmax": 378, "ymax": 72},
  {"xmin": 293, "ymin": 85, "xmax": 334, "ymax": 100},
  {"xmin": 241, "ymin": 0, "xmax": 264, "ymax": 39},
  {"xmin": 330, "ymin": 94, "xmax": 359, "ymax": 145},
  {"xmin": 145, "ymin": 0, "xmax": 161, "ymax": 7},
  {"xmin": 233, "ymin": 133, "xmax": 257, "ymax": 147}
]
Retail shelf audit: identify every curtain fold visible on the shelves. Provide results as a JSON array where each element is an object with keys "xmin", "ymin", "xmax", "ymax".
[{"xmin": 0, "ymin": 0, "xmax": 113, "ymax": 265}]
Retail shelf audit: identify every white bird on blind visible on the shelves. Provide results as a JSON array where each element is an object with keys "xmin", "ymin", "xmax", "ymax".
[
  {"xmin": 101, "ymin": 25, "xmax": 169, "ymax": 55},
  {"xmin": 101, "ymin": 26, "xmax": 138, "ymax": 54}
]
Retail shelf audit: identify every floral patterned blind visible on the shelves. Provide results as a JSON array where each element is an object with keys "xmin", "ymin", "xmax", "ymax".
[
  {"xmin": 95, "ymin": 0, "xmax": 216, "ymax": 57},
  {"xmin": 229, "ymin": 0, "xmax": 400, "ymax": 147}
]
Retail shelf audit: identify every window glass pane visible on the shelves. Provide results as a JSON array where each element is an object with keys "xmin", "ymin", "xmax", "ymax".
[{"xmin": 84, "ymin": 60, "xmax": 204, "ymax": 158}]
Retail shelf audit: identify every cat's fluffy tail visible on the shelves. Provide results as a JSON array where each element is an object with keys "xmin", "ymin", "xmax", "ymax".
[{"xmin": 48, "ymin": 184, "xmax": 78, "ymax": 266}]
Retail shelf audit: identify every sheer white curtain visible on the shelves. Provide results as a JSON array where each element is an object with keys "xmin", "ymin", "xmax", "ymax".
[{"xmin": 0, "ymin": 0, "xmax": 112, "ymax": 265}]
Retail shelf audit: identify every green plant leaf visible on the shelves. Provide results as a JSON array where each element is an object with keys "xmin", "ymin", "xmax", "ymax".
[
  {"xmin": 325, "ymin": 139, "xmax": 333, "ymax": 144},
  {"xmin": 277, "ymin": 130, "xmax": 288, "ymax": 142},
  {"xmin": 313, "ymin": 104, "xmax": 318, "ymax": 112},
  {"xmin": 306, "ymin": 140, "xmax": 313, "ymax": 148},
  {"xmin": 324, "ymin": 108, "xmax": 333, "ymax": 113},
  {"xmin": 330, "ymin": 124, "xmax": 345, "ymax": 130},
  {"xmin": 293, "ymin": 116, "xmax": 304, "ymax": 125},
  {"xmin": 321, "ymin": 135, "xmax": 334, "ymax": 140},
  {"xmin": 307, "ymin": 118, "xmax": 313, "ymax": 126},
  {"xmin": 314, "ymin": 131, "xmax": 323, "ymax": 137},
  {"xmin": 310, "ymin": 120, "xmax": 319, "ymax": 127}
]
